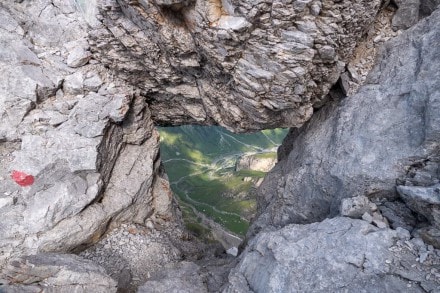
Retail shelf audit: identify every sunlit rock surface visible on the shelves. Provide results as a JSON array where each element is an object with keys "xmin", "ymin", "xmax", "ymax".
[{"xmin": 0, "ymin": 0, "xmax": 439, "ymax": 292}]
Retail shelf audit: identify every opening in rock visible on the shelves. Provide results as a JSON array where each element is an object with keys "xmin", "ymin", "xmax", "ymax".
[{"xmin": 158, "ymin": 125, "xmax": 288, "ymax": 248}]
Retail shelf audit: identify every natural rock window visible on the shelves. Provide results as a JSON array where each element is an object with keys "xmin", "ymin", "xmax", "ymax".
[{"xmin": 158, "ymin": 125, "xmax": 287, "ymax": 245}]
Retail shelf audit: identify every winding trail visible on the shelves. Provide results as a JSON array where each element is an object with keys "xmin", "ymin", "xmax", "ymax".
[
  {"xmin": 162, "ymin": 130, "xmax": 284, "ymax": 238},
  {"xmin": 216, "ymin": 130, "xmax": 263, "ymax": 152}
]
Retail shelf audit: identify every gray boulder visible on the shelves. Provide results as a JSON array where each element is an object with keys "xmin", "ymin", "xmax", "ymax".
[
  {"xmin": 397, "ymin": 184, "xmax": 440, "ymax": 228},
  {"xmin": 392, "ymin": 0, "xmax": 421, "ymax": 30},
  {"xmin": 0, "ymin": 253, "xmax": 117, "ymax": 293},
  {"xmin": 224, "ymin": 217, "xmax": 438, "ymax": 292}
]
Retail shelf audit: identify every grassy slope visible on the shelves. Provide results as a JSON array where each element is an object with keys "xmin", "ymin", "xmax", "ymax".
[{"xmin": 159, "ymin": 125, "xmax": 288, "ymax": 236}]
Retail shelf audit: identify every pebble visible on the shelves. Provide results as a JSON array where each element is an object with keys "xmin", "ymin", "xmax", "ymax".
[
  {"xmin": 79, "ymin": 223, "xmax": 185, "ymax": 289},
  {"xmin": 419, "ymin": 252, "xmax": 429, "ymax": 264},
  {"xmin": 362, "ymin": 212, "xmax": 373, "ymax": 223}
]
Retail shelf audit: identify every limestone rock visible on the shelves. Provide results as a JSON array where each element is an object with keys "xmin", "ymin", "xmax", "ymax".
[
  {"xmin": 90, "ymin": 0, "xmax": 382, "ymax": 132},
  {"xmin": 397, "ymin": 184, "xmax": 440, "ymax": 228},
  {"xmin": 252, "ymin": 9, "xmax": 440, "ymax": 232},
  {"xmin": 225, "ymin": 217, "xmax": 437, "ymax": 292},
  {"xmin": 392, "ymin": 0, "xmax": 421, "ymax": 30},
  {"xmin": 137, "ymin": 261, "xmax": 207, "ymax": 293},
  {"xmin": 340, "ymin": 195, "xmax": 377, "ymax": 219},
  {"xmin": 0, "ymin": 1, "xmax": 177, "ymax": 271},
  {"xmin": 0, "ymin": 253, "xmax": 117, "ymax": 293},
  {"xmin": 64, "ymin": 39, "xmax": 92, "ymax": 68},
  {"xmin": 377, "ymin": 200, "xmax": 418, "ymax": 231}
]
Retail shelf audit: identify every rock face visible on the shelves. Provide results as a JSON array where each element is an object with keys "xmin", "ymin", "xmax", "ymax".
[
  {"xmin": 0, "ymin": 0, "xmax": 388, "ymax": 272},
  {"xmin": 138, "ymin": 261, "xmax": 207, "ymax": 293},
  {"xmin": 1, "ymin": 0, "xmax": 440, "ymax": 292},
  {"xmin": 252, "ymin": 8, "xmax": 440, "ymax": 232},
  {"xmin": 0, "ymin": 253, "xmax": 117, "ymax": 293},
  {"xmin": 91, "ymin": 0, "xmax": 382, "ymax": 131},
  {"xmin": 0, "ymin": 0, "xmax": 176, "ymax": 270},
  {"xmin": 225, "ymin": 217, "xmax": 440, "ymax": 292}
]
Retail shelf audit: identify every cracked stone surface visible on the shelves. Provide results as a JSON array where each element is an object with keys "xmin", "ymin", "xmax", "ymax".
[
  {"xmin": 252, "ymin": 8, "xmax": 440, "ymax": 232},
  {"xmin": 1, "ymin": 0, "xmax": 440, "ymax": 292},
  {"xmin": 91, "ymin": 0, "xmax": 382, "ymax": 132},
  {"xmin": 224, "ymin": 217, "xmax": 440, "ymax": 292},
  {"xmin": 0, "ymin": 253, "xmax": 117, "ymax": 293},
  {"xmin": 0, "ymin": 0, "xmax": 177, "ymax": 271}
]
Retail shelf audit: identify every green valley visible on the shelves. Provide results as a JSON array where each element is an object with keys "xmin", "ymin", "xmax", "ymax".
[{"xmin": 158, "ymin": 126, "xmax": 288, "ymax": 239}]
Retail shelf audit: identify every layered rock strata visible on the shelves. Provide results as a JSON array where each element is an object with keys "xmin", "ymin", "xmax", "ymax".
[{"xmin": 91, "ymin": 0, "xmax": 382, "ymax": 131}]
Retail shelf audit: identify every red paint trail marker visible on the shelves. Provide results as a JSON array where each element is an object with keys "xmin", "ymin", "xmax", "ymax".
[{"xmin": 11, "ymin": 170, "xmax": 35, "ymax": 187}]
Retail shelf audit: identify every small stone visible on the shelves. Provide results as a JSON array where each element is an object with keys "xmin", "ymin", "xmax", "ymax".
[
  {"xmin": 63, "ymin": 72, "xmax": 84, "ymax": 95},
  {"xmin": 419, "ymin": 252, "xmax": 429, "ymax": 263},
  {"xmin": 84, "ymin": 74, "xmax": 103, "ymax": 92},
  {"xmin": 396, "ymin": 227, "xmax": 411, "ymax": 240},
  {"xmin": 65, "ymin": 39, "xmax": 92, "ymax": 68},
  {"xmin": 146, "ymin": 220, "xmax": 155, "ymax": 230},
  {"xmin": 227, "ymin": 247, "xmax": 239, "ymax": 257},
  {"xmin": 362, "ymin": 212, "xmax": 373, "ymax": 223},
  {"xmin": 341, "ymin": 196, "xmax": 375, "ymax": 219},
  {"xmin": 374, "ymin": 220, "xmax": 388, "ymax": 229}
]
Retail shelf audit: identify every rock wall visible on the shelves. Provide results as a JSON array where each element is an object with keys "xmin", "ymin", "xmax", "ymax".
[
  {"xmin": 0, "ymin": 0, "xmax": 176, "ymax": 270},
  {"xmin": 1, "ymin": 0, "xmax": 440, "ymax": 292},
  {"xmin": 252, "ymin": 7, "xmax": 440, "ymax": 232},
  {"xmin": 91, "ymin": 0, "xmax": 381, "ymax": 131},
  {"xmin": 224, "ymin": 9, "xmax": 440, "ymax": 292}
]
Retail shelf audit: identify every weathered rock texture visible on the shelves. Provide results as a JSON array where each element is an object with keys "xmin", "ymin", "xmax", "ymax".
[
  {"xmin": 138, "ymin": 261, "xmax": 208, "ymax": 293},
  {"xmin": 91, "ymin": 0, "xmax": 382, "ymax": 131},
  {"xmin": 0, "ymin": 0, "xmax": 389, "ymax": 271},
  {"xmin": 1, "ymin": 0, "xmax": 440, "ymax": 292},
  {"xmin": 253, "ymin": 8, "xmax": 440, "ymax": 233},
  {"xmin": 0, "ymin": 253, "xmax": 117, "ymax": 293},
  {"xmin": 0, "ymin": 0, "xmax": 176, "ymax": 270},
  {"xmin": 225, "ymin": 217, "xmax": 440, "ymax": 292}
]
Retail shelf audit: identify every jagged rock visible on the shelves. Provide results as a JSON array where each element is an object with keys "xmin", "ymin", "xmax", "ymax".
[
  {"xmin": 225, "ymin": 217, "xmax": 437, "ymax": 292},
  {"xmin": 1, "ymin": 0, "xmax": 440, "ymax": 292},
  {"xmin": 137, "ymin": 261, "xmax": 207, "ymax": 293},
  {"xmin": 340, "ymin": 195, "xmax": 377, "ymax": 219},
  {"xmin": 252, "ymin": 9, "xmax": 440, "ymax": 231},
  {"xmin": 63, "ymin": 71, "xmax": 84, "ymax": 95},
  {"xmin": 397, "ymin": 184, "xmax": 440, "ymax": 228},
  {"xmin": 392, "ymin": 0, "xmax": 421, "ymax": 30},
  {"xmin": 378, "ymin": 200, "xmax": 418, "ymax": 231},
  {"xmin": 0, "ymin": 1, "xmax": 177, "ymax": 271},
  {"xmin": 64, "ymin": 39, "xmax": 92, "ymax": 68},
  {"xmin": 0, "ymin": 253, "xmax": 117, "ymax": 293},
  {"xmin": 90, "ymin": 0, "xmax": 382, "ymax": 131}
]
